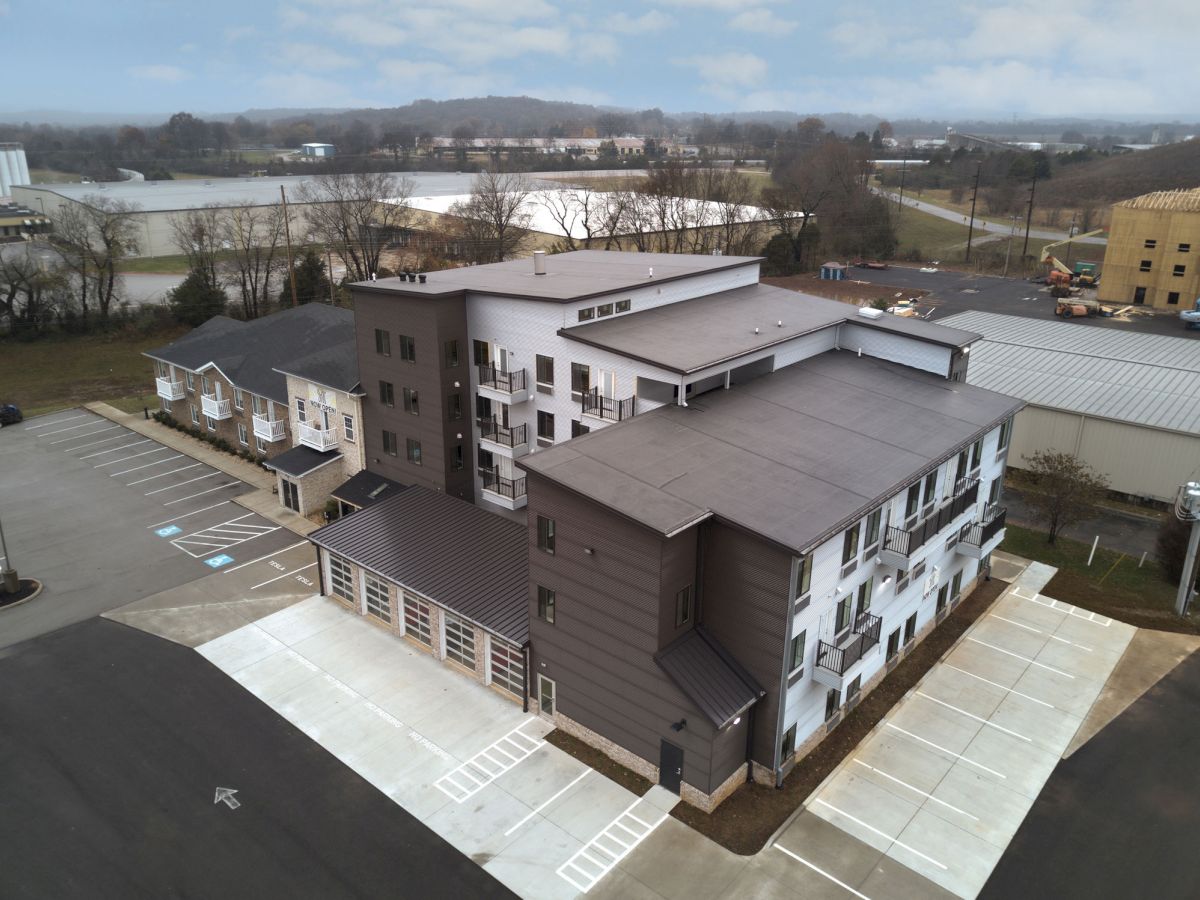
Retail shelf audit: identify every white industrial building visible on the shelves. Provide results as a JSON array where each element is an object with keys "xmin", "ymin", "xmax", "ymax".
[
  {"xmin": 300, "ymin": 143, "xmax": 336, "ymax": 158},
  {"xmin": 0, "ymin": 143, "xmax": 31, "ymax": 198},
  {"xmin": 940, "ymin": 310, "xmax": 1200, "ymax": 502}
]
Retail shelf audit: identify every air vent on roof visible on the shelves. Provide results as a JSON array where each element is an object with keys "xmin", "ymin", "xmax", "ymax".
[{"xmin": 858, "ymin": 307, "xmax": 885, "ymax": 319}]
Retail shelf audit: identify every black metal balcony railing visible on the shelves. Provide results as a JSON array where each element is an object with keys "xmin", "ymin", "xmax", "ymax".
[
  {"xmin": 816, "ymin": 611, "xmax": 883, "ymax": 676},
  {"xmin": 582, "ymin": 386, "xmax": 635, "ymax": 422},
  {"xmin": 883, "ymin": 477, "xmax": 980, "ymax": 559},
  {"xmin": 479, "ymin": 418, "xmax": 527, "ymax": 448},
  {"xmin": 961, "ymin": 505, "xmax": 1007, "ymax": 548},
  {"xmin": 480, "ymin": 468, "xmax": 527, "ymax": 500},
  {"xmin": 478, "ymin": 364, "xmax": 527, "ymax": 394}
]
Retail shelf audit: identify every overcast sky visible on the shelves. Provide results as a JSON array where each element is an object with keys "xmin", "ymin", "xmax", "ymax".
[{"xmin": 3, "ymin": 0, "xmax": 1196, "ymax": 119}]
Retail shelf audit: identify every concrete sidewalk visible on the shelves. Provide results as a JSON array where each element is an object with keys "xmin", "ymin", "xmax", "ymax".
[{"xmin": 85, "ymin": 402, "xmax": 319, "ymax": 536}]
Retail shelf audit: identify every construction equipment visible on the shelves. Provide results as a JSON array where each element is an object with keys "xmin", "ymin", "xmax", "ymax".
[
  {"xmin": 1182, "ymin": 297, "xmax": 1200, "ymax": 330},
  {"xmin": 1039, "ymin": 229, "xmax": 1104, "ymax": 286},
  {"xmin": 1056, "ymin": 296, "xmax": 1114, "ymax": 318},
  {"xmin": 1047, "ymin": 270, "xmax": 1075, "ymax": 298}
]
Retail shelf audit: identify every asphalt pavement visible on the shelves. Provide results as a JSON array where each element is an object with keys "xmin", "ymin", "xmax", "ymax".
[
  {"xmin": 980, "ymin": 649, "xmax": 1200, "ymax": 900},
  {"xmin": 0, "ymin": 618, "xmax": 515, "ymax": 900},
  {"xmin": 874, "ymin": 190, "xmax": 1108, "ymax": 246}
]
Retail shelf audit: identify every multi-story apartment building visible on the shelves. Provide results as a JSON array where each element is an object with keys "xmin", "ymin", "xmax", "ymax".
[
  {"xmin": 314, "ymin": 250, "xmax": 1021, "ymax": 811},
  {"xmin": 146, "ymin": 304, "xmax": 365, "ymax": 516},
  {"xmin": 1098, "ymin": 188, "xmax": 1200, "ymax": 311}
]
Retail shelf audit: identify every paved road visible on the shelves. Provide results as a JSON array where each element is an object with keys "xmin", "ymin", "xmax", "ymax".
[
  {"xmin": 980, "ymin": 649, "xmax": 1200, "ymax": 900},
  {"xmin": 0, "ymin": 618, "xmax": 514, "ymax": 900},
  {"xmin": 1003, "ymin": 487, "xmax": 1161, "ymax": 558}
]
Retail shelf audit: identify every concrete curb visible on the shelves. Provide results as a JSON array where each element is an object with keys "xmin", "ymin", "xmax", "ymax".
[{"xmin": 0, "ymin": 579, "xmax": 45, "ymax": 613}]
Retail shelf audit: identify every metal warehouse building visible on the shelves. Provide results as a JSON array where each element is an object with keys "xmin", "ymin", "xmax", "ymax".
[{"xmin": 940, "ymin": 310, "xmax": 1200, "ymax": 502}]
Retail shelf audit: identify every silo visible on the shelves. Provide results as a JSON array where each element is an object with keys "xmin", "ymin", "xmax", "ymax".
[{"xmin": 0, "ymin": 143, "xmax": 30, "ymax": 196}]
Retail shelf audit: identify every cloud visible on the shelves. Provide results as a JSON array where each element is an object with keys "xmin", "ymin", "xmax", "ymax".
[
  {"xmin": 607, "ymin": 10, "xmax": 673, "ymax": 34},
  {"xmin": 0, "ymin": 1, "xmax": 11, "ymax": 14},
  {"xmin": 128, "ymin": 65, "xmax": 189, "ymax": 83},
  {"xmin": 328, "ymin": 13, "xmax": 409, "ymax": 46},
  {"xmin": 730, "ymin": 8, "xmax": 796, "ymax": 35},
  {"xmin": 377, "ymin": 60, "xmax": 500, "ymax": 99},
  {"xmin": 224, "ymin": 24, "xmax": 258, "ymax": 42},
  {"xmin": 279, "ymin": 42, "xmax": 358, "ymax": 70},
  {"xmin": 256, "ymin": 71, "xmax": 375, "ymax": 107},
  {"xmin": 673, "ymin": 52, "xmax": 768, "ymax": 88}
]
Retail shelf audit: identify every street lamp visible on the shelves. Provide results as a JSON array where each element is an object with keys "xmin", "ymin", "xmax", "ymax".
[
  {"xmin": 0, "ymin": 507, "xmax": 16, "ymax": 594},
  {"xmin": 1173, "ymin": 481, "xmax": 1200, "ymax": 617}
]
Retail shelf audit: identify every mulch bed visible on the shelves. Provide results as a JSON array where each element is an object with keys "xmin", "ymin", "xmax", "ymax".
[
  {"xmin": 0, "ymin": 578, "xmax": 41, "ymax": 609},
  {"xmin": 1042, "ymin": 571, "xmax": 1199, "ymax": 635},
  {"xmin": 762, "ymin": 273, "xmax": 929, "ymax": 307},
  {"xmin": 544, "ymin": 729, "xmax": 653, "ymax": 797}
]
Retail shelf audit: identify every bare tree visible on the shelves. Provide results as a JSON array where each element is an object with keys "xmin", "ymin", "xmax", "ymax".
[
  {"xmin": 0, "ymin": 249, "xmax": 68, "ymax": 334},
  {"xmin": 221, "ymin": 201, "xmax": 286, "ymax": 319},
  {"xmin": 536, "ymin": 186, "xmax": 619, "ymax": 251},
  {"xmin": 1021, "ymin": 450, "xmax": 1110, "ymax": 544},
  {"xmin": 52, "ymin": 195, "xmax": 141, "ymax": 322},
  {"xmin": 448, "ymin": 171, "xmax": 533, "ymax": 263},
  {"xmin": 168, "ymin": 203, "xmax": 224, "ymax": 287},
  {"xmin": 296, "ymin": 172, "xmax": 414, "ymax": 283}
]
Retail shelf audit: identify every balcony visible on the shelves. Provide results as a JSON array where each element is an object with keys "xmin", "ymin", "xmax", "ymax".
[
  {"xmin": 477, "ymin": 364, "xmax": 529, "ymax": 404},
  {"xmin": 252, "ymin": 414, "xmax": 286, "ymax": 443},
  {"xmin": 880, "ymin": 477, "xmax": 980, "ymax": 568},
  {"xmin": 298, "ymin": 422, "xmax": 339, "ymax": 452},
  {"xmin": 582, "ymin": 387, "xmax": 635, "ymax": 422},
  {"xmin": 155, "ymin": 377, "xmax": 185, "ymax": 401},
  {"xmin": 200, "ymin": 393, "xmax": 232, "ymax": 420},
  {"xmin": 814, "ymin": 611, "xmax": 883, "ymax": 690},
  {"xmin": 480, "ymin": 468, "xmax": 528, "ymax": 510},
  {"xmin": 958, "ymin": 505, "xmax": 1007, "ymax": 559},
  {"xmin": 479, "ymin": 418, "xmax": 528, "ymax": 459}
]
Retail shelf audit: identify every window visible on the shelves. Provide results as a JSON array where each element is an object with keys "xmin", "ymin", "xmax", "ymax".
[
  {"xmin": 536, "ymin": 354, "xmax": 554, "ymax": 386},
  {"xmin": 781, "ymin": 723, "xmax": 797, "ymax": 758},
  {"xmin": 923, "ymin": 470, "xmax": 938, "ymax": 508},
  {"xmin": 834, "ymin": 596, "xmax": 852, "ymax": 636},
  {"xmin": 201, "ymin": 374, "xmax": 211, "ymax": 395},
  {"xmin": 255, "ymin": 437, "xmax": 266, "ymax": 454},
  {"xmin": 951, "ymin": 570, "xmax": 964, "ymax": 602},
  {"xmin": 451, "ymin": 444, "xmax": 464, "ymax": 471},
  {"xmin": 896, "ymin": 567, "xmax": 910, "ymax": 593},
  {"xmin": 382, "ymin": 430, "xmax": 398, "ymax": 456},
  {"xmin": 490, "ymin": 640, "xmax": 524, "ymax": 697},
  {"xmin": 570, "ymin": 362, "xmax": 591, "ymax": 396},
  {"xmin": 537, "ymin": 585, "xmax": 556, "ymax": 624},
  {"xmin": 841, "ymin": 523, "xmax": 860, "ymax": 575},
  {"xmin": 1179, "ymin": 243, "xmax": 1191, "ymax": 253},
  {"xmin": 296, "ymin": 398, "xmax": 306, "ymax": 424},
  {"xmin": 398, "ymin": 334, "xmax": 415, "ymax": 362},
  {"xmin": 954, "ymin": 449, "xmax": 969, "ymax": 485},
  {"xmin": 1168, "ymin": 291, "xmax": 1181, "ymax": 306},
  {"xmin": 478, "ymin": 446, "xmax": 494, "ymax": 472},
  {"xmin": 537, "ymin": 410, "xmax": 555, "ymax": 442},
  {"xmin": 824, "ymin": 689, "xmax": 841, "ymax": 721},
  {"xmin": 1144, "ymin": 239, "xmax": 1157, "ymax": 249},
  {"xmin": 905, "ymin": 483, "xmax": 921, "ymax": 522},
  {"xmin": 448, "ymin": 393, "xmax": 462, "ymax": 420},
  {"xmin": 571, "ymin": 419, "xmax": 590, "ymax": 437},
  {"xmin": 342, "ymin": 415, "xmax": 355, "ymax": 442},
  {"xmin": 675, "ymin": 586, "xmax": 692, "ymax": 628},
  {"xmin": 1140, "ymin": 259, "xmax": 1153, "ymax": 272},
  {"xmin": 969, "ymin": 439, "xmax": 982, "ymax": 473},
  {"xmin": 616, "ymin": 299, "xmax": 631, "ymax": 313},
  {"xmin": 329, "ymin": 554, "xmax": 353, "ymax": 599},
  {"xmin": 847, "ymin": 675, "xmax": 861, "ymax": 701},
  {"xmin": 237, "ymin": 423, "xmax": 248, "ymax": 446},
  {"xmin": 597, "ymin": 302, "xmax": 614, "ymax": 317},
  {"xmin": 233, "ymin": 388, "xmax": 244, "ymax": 410},
  {"xmin": 886, "ymin": 628, "xmax": 901, "ymax": 661},
  {"xmin": 864, "ymin": 508, "xmax": 882, "ymax": 553},
  {"xmin": 1173, "ymin": 264, "xmax": 1187, "ymax": 277},
  {"xmin": 364, "ymin": 575, "xmax": 391, "ymax": 624},
  {"xmin": 988, "ymin": 478, "xmax": 1002, "ymax": 506},
  {"xmin": 577, "ymin": 307, "xmax": 595, "ymax": 322},
  {"xmin": 937, "ymin": 583, "xmax": 949, "ymax": 612},
  {"xmin": 997, "ymin": 418, "xmax": 1012, "ymax": 455},
  {"xmin": 403, "ymin": 593, "xmax": 432, "ymax": 646},
  {"xmin": 406, "ymin": 438, "xmax": 422, "ymax": 465},
  {"xmin": 789, "ymin": 631, "xmax": 806, "ymax": 673},
  {"xmin": 185, "ymin": 371, "xmax": 195, "ymax": 391},
  {"xmin": 444, "ymin": 615, "xmax": 475, "ymax": 668},
  {"xmin": 1134, "ymin": 286, "xmax": 1147, "ymax": 304},
  {"xmin": 791, "ymin": 554, "xmax": 812, "ymax": 605},
  {"xmin": 252, "ymin": 395, "xmax": 265, "ymax": 416},
  {"xmin": 403, "ymin": 387, "xmax": 419, "ymax": 415},
  {"xmin": 537, "ymin": 516, "xmax": 556, "ymax": 554},
  {"xmin": 190, "ymin": 404, "xmax": 199, "ymax": 425},
  {"xmin": 904, "ymin": 612, "xmax": 917, "ymax": 645},
  {"xmin": 205, "ymin": 416, "xmax": 216, "ymax": 432},
  {"xmin": 444, "ymin": 339, "xmax": 459, "ymax": 368},
  {"xmin": 379, "ymin": 381, "xmax": 394, "ymax": 407},
  {"xmin": 857, "ymin": 578, "xmax": 873, "ymax": 616},
  {"xmin": 375, "ymin": 328, "xmax": 391, "ymax": 356},
  {"xmin": 473, "ymin": 339, "xmax": 490, "ymax": 366}
]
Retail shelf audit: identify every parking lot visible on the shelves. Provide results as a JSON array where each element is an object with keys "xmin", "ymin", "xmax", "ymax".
[{"xmin": 0, "ymin": 408, "xmax": 303, "ymax": 648}]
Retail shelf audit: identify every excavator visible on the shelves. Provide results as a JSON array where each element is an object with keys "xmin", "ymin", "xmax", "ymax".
[{"xmin": 1038, "ymin": 229, "xmax": 1105, "ymax": 296}]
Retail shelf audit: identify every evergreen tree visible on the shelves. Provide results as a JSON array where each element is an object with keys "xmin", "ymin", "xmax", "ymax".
[
  {"xmin": 278, "ymin": 249, "xmax": 332, "ymax": 306},
  {"xmin": 168, "ymin": 268, "xmax": 228, "ymax": 325}
]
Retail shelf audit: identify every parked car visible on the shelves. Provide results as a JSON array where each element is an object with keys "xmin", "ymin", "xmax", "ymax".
[{"xmin": 0, "ymin": 404, "xmax": 23, "ymax": 426}]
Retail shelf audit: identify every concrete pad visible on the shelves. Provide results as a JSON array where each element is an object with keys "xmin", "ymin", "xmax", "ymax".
[
  {"xmin": 424, "ymin": 787, "xmax": 533, "ymax": 860},
  {"xmin": 961, "ymin": 725, "xmax": 1061, "ymax": 799},
  {"xmin": 943, "ymin": 639, "xmax": 1028, "ymax": 688},
  {"xmin": 987, "ymin": 552, "xmax": 1027, "ymax": 584},
  {"xmin": 1012, "ymin": 561, "xmax": 1056, "ymax": 594},
  {"xmin": 715, "ymin": 864, "xmax": 806, "ymax": 900},
  {"xmin": 196, "ymin": 624, "xmax": 284, "ymax": 672},
  {"xmin": 493, "ymin": 744, "xmax": 590, "ymax": 810},
  {"xmin": 109, "ymin": 599, "xmax": 254, "ymax": 648},
  {"xmin": 254, "ymin": 596, "xmax": 348, "ymax": 645},
  {"xmin": 641, "ymin": 785, "xmax": 681, "ymax": 815},
  {"xmin": 545, "ymin": 775, "xmax": 646, "ymax": 844},
  {"xmin": 770, "ymin": 810, "xmax": 885, "ymax": 889},
  {"xmin": 888, "ymin": 692, "xmax": 985, "ymax": 756},
  {"xmin": 587, "ymin": 864, "xmax": 671, "ymax": 900},
  {"xmin": 916, "ymin": 667, "xmax": 1008, "ymax": 720},
  {"xmin": 812, "ymin": 771, "xmax": 921, "ymax": 856},
  {"xmin": 304, "ymin": 698, "xmax": 400, "ymax": 766},
  {"xmin": 615, "ymin": 818, "xmax": 746, "ymax": 900},
  {"xmin": 230, "ymin": 647, "xmax": 321, "ymax": 701},
  {"xmin": 971, "ymin": 616, "xmax": 1052, "ymax": 659},
  {"xmin": 857, "ymin": 854, "xmax": 961, "ymax": 900},
  {"xmin": 991, "ymin": 590, "xmax": 1067, "ymax": 632},
  {"xmin": 1010, "ymin": 664, "xmax": 1100, "ymax": 718},
  {"xmin": 485, "ymin": 816, "xmax": 587, "ymax": 900},
  {"xmin": 890, "ymin": 806, "xmax": 1001, "ymax": 897},
  {"xmin": 1034, "ymin": 637, "xmax": 1127, "ymax": 682},
  {"xmin": 928, "ymin": 764, "xmax": 1034, "ymax": 849},
  {"xmin": 856, "ymin": 731, "xmax": 956, "ymax": 795},
  {"xmin": 988, "ymin": 691, "xmax": 1083, "ymax": 754}
]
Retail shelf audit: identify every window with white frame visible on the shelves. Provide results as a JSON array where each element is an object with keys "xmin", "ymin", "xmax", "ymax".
[
  {"xmin": 490, "ymin": 640, "xmax": 524, "ymax": 697},
  {"xmin": 841, "ymin": 523, "xmax": 860, "ymax": 577},
  {"xmin": 403, "ymin": 593, "xmax": 432, "ymax": 646},
  {"xmin": 328, "ymin": 554, "xmax": 353, "ymax": 599},
  {"xmin": 201, "ymin": 374, "xmax": 211, "ymax": 395},
  {"xmin": 835, "ymin": 594, "xmax": 852, "ymax": 633},
  {"xmin": 190, "ymin": 404, "xmax": 200, "ymax": 425},
  {"xmin": 185, "ymin": 371, "xmax": 195, "ymax": 391},
  {"xmin": 255, "ymin": 437, "xmax": 267, "ymax": 454},
  {"xmin": 296, "ymin": 398, "xmax": 306, "ymax": 424},
  {"xmin": 233, "ymin": 388, "xmax": 244, "ymax": 409},
  {"xmin": 997, "ymin": 418, "xmax": 1012, "ymax": 456},
  {"xmin": 237, "ymin": 423, "xmax": 248, "ymax": 445},
  {"xmin": 205, "ymin": 416, "xmax": 216, "ymax": 431},
  {"xmin": 342, "ymin": 414, "xmax": 355, "ymax": 442},
  {"xmin": 863, "ymin": 508, "xmax": 883, "ymax": 555},
  {"xmin": 363, "ymin": 574, "xmax": 391, "ymax": 624},
  {"xmin": 252, "ymin": 394, "xmax": 265, "ymax": 416},
  {"xmin": 792, "ymin": 554, "xmax": 812, "ymax": 610},
  {"xmin": 444, "ymin": 615, "xmax": 475, "ymax": 668}
]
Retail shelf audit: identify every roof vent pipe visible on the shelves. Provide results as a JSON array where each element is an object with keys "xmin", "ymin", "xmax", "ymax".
[
  {"xmin": 648, "ymin": 266, "xmax": 654, "ymax": 278},
  {"xmin": 533, "ymin": 250, "xmax": 546, "ymax": 275}
]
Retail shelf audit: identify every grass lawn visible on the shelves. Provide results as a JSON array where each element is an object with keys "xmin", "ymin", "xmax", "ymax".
[
  {"xmin": 1000, "ymin": 523, "xmax": 1193, "ymax": 632},
  {"xmin": 0, "ymin": 327, "xmax": 187, "ymax": 418},
  {"xmin": 28, "ymin": 167, "xmax": 80, "ymax": 183},
  {"xmin": 119, "ymin": 254, "xmax": 192, "ymax": 275},
  {"xmin": 892, "ymin": 205, "xmax": 973, "ymax": 261}
]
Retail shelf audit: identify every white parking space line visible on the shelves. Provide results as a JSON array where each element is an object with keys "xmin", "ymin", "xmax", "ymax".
[
  {"xmin": 852, "ymin": 760, "xmax": 979, "ymax": 821},
  {"xmin": 25, "ymin": 413, "xmax": 89, "ymax": 430},
  {"xmin": 915, "ymin": 691, "xmax": 1032, "ymax": 743},
  {"xmin": 223, "ymin": 541, "xmax": 310, "ymax": 573},
  {"xmin": 991, "ymin": 613, "xmax": 1094, "ymax": 652},
  {"xmin": 111, "ymin": 454, "xmax": 184, "ymax": 477},
  {"xmin": 435, "ymin": 721, "xmax": 547, "ymax": 803},
  {"xmin": 51, "ymin": 426, "xmax": 120, "ymax": 445},
  {"xmin": 943, "ymin": 663, "xmax": 1056, "ymax": 709},
  {"xmin": 145, "ymin": 472, "xmax": 219, "ymax": 495},
  {"xmin": 31, "ymin": 418, "xmax": 96, "ymax": 435},
  {"xmin": 557, "ymin": 795, "xmax": 670, "ymax": 893},
  {"xmin": 249, "ymin": 563, "xmax": 317, "ymax": 590},
  {"xmin": 966, "ymin": 636, "xmax": 1076, "ymax": 678},
  {"xmin": 147, "ymin": 501, "xmax": 232, "ymax": 528},
  {"xmin": 94, "ymin": 446, "xmax": 170, "ymax": 468},
  {"xmin": 885, "ymin": 723, "xmax": 1006, "ymax": 779},
  {"xmin": 1010, "ymin": 587, "xmax": 1112, "ymax": 626},
  {"xmin": 59, "ymin": 430, "xmax": 129, "ymax": 451},
  {"xmin": 170, "ymin": 515, "xmax": 279, "ymax": 557},
  {"xmin": 79, "ymin": 440, "xmax": 149, "ymax": 459},
  {"xmin": 813, "ymin": 799, "xmax": 948, "ymax": 871},
  {"xmin": 504, "ymin": 769, "xmax": 589, "ymax": 837},
  {"xmin": 163, "ymin": 482, "xmax": 241, "ymax": 505},
  {"xmin": 127, "ymin": 463, "xmax": 201, "ymax": 486},
  {"xmin": 774, "ymin": 845, "xmax": 873, "ymax": 900}
]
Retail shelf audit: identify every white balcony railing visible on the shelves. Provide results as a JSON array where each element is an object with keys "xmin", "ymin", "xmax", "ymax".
[
  {"xmin": 155, "ymin": 377, "xmax": 185, "ymax": 401},
  {"xmin": 201, "ymin": 393, "xmax": 232, "ymax": 419},
  {"xmin": 252, "ymin": 414, "xmax": 286, "ymax": 442},
  {"xmin": 299, "ymin": 422, "xmax": 339, "ymax": 451}
]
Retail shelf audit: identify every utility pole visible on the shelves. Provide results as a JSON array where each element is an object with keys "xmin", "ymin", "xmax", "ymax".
[
  {"xmin": 0, "ymin": 506, "xmax": 17, "ymax": 594},
  {"xmin": 326, "ymin": 248, "xmax": 336, "ymax": 305},
  {"xmin": 1064, "ymin": 213, "xmax": 1078, "ymax": 270},
  {"xmin": 896, "ymin": 152, "xmax": 909, "ymax": 224},
  {"xmin": 1174, "ymin": 482, "xmax": 1200, "ymax": 617},
  {"xmin": 1021, "ymin": 174, "xmax": 1038, "ymax": 259},
  {"xmin": 280, "ymin": 185, "xmax": 299, "ymax": 308},
  {"xmin": 1002, "ymin": 215, "xmax": 1019, "ymax": 278},
  {"xmin": 965, "ymin": 162, "xmax": 982, "ymax": 263}
]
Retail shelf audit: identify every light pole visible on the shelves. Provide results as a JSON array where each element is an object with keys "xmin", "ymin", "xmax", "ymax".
[
  {"xmin": 0, "ymin": 507, "xmax": 16, "ymax": 594},
  {"xmin": 1173, "ymin": 481, "xmax": 1200, "ymax": 617}
]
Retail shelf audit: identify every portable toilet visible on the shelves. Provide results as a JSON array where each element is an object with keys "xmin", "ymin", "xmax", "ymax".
[{"xmin": 820, "ymin": 261, "xmax": 847, "ymax": 280}]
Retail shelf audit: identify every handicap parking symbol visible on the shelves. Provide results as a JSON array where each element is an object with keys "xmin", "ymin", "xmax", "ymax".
[
  {"xmin": 204, "ymin": 554, "xmax": 235, "ymax": 569},
  {"xmin": 155, "ymin": 525, "xmax": 182, "ymax": 537}
]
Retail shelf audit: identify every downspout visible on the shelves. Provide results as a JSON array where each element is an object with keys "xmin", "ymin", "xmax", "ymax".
[
  {"xmin": 316, "ymin": 547, "xmax": 326, "ymax": 596},
  {"xmin": 744, "ymin": 703, "xmax": 756, "ymax": 784},
  {"xmin": 773, "ymin": 557, "xmax": 799, "ymax": 788},
  {"xmin": 522, "ymin": 642, "xmax": 530, "ymax": 714},
  {"xmin": 678, "ymin": 375, "xmax": 688, "ymax": 407}
]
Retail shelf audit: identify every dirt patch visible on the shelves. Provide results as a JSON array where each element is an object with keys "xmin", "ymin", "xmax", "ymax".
[
  {"xmin": 763, "ymin": 273, "xmax": 928, "ymax": 307},
  {"xmin": 1041, "ymin": 571, "xmax": 1199, "ymax": 635},
  {"xmin": 672, "ymin": 577, "xmax": 1007, "ymax": 855},
  {"xmin": 544, "ymin": 729, "xmax": 653, "ymax": 797}
]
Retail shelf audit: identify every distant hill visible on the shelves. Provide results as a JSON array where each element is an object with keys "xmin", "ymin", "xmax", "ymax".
[{"xmin": 1041, "ymin": 140, "xmax": 1200, "ymax": 207}]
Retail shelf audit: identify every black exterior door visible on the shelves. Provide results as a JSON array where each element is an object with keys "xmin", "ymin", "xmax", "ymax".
[
  {"xmin": 281, "ymin": 480, "xmax": 299, "ymax": 512},
  {"xmin": 659, "ymin": 740, "xmax": 683, "ymax": 794}
]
